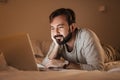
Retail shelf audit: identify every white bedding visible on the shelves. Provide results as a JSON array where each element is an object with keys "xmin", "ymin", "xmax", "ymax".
[
  {"xmin": 104, "ymin": 61, "xmax": 120, "ymax": 71},
  {"xmin": 0, "ymin": 40, "xmax": 120, "ymax": 80},
  {"xmin": 0, "ymin": 69, "xmax": 120, "ymax": 80},
  {"xmin": 0, "ymin": 52, "xmax": 120, "ymax": 80}
]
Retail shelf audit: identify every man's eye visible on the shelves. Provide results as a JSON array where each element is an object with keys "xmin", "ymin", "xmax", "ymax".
[{"xmin": 51, "ymin": 27, "xmax": 54, "ymax": 30}]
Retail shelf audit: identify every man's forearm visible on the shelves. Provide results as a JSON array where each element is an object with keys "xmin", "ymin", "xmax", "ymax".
[
  {"xmin": 66, "ymin": 62, "xmax": 80, "ymax": 69},
  {"xmin": 48, "ymin": 43, "xmax": 59, "ymax": 59}
]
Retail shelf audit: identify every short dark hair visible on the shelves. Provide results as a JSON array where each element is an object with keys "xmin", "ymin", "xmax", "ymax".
[{"xmin": 49, "ymin": 8, "xmax": 76, "ymax": 25}]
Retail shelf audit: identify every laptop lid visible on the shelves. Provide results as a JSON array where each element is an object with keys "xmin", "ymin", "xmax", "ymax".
[{"xmin": 0, "ymin": 33, "xmax": 39, "ymax": 71}]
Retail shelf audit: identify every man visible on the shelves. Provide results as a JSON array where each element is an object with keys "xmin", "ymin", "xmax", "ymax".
[{"xmin": 41, "ymin": 8, "xmax": 120, "ymax": 71}]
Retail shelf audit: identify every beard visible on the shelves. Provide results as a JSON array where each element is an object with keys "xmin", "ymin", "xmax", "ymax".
[{"xmin": 54, "ymin": 32, "xmax": 72, "ymax": 45}]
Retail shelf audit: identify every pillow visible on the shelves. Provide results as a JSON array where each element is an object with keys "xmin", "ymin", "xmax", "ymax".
[
  {"xmin": 104, "ymin": 61, "xmax": 120, "ymax": 71},
  {"xmin": 40, "ymin": 40, "xmax": 51, "ymax": 56},
  {"xmin": 0, "ymin": 51, "xmax": 8, "ymax": 71},
  {"xmin": 31, "ymin": 40, "xmax": 45, "ymax": 64},
  {"xmin": 31, "ymin": 40, "xmax": 44, "ymax": 57},
  {"xmin": 31, "ymin": 40, "xmax": 51, "ymax": 63},
  {"xmin": 107, "ymin": 67, "xmax": 120, "ymax": 73}
]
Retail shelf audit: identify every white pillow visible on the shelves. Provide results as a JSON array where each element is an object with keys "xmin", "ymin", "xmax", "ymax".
[
  {"xmin": 31, "ymin": 40, "xmax": 44, "ymax": 57},
  {"xmin": 104, "ymin": 61, "xmax": 120, "ymax": 71},
  {"xmin": 0, "ymin": 51, "xmax": 19, "ymax": 71},
  {"xmin": 108, "ymin": 67, "xmax": 120, "ymax": 73},
  {"xmin": 40, "ymin": 40, "xmax": 51, "ymax": 56},
  {"xmin": 0, "ymin": 51, "xmax": 8, "ymax": 71}
]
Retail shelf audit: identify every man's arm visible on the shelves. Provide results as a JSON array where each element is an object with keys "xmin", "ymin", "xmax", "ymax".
[
  {"xmin": 67, "ymin": 29, "xmax": 105, "ymax": 71},
  {"xmin": 48, "ymin": 42, "xmax": 59, "ymax": 59},
  {"xmin": 79, "ymin": 29, "xmax": 105, "ymax": 70},
  {"xmin": 41, "ymin": 42, "xmax": 59, "ymax": 65}
]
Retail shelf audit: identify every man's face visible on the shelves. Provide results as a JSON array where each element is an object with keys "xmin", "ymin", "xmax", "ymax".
[{"xmin": 50, "ymin": 15, "xmax": 72, "ymax": 45}]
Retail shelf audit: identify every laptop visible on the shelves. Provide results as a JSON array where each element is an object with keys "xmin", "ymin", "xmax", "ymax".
[{"xmin": 0, "ymin": 33, "xmax": 45, "ymax": 71}]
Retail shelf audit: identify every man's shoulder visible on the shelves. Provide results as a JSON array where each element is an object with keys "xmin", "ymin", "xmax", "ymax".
[
  {"xmin": 77, "ymin": 27, "xmax": 94, "ymax": 35},
  {"xmin": 76, "ymin": 27, "xmax": 98, "ymax": 40}
]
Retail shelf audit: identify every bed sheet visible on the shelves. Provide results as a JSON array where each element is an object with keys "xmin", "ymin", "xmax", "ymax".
[{"xmin": 0, "ymin": 69, "xmax": 120, "ymax": 80}]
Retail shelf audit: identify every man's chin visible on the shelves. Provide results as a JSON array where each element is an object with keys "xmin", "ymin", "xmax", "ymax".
[
  {"xmin": 57, "ymin": 42, "xmax": 63, "ymax": 45},
  {"xmin": 56, "ymin": 40, "xmax": 64, "ymax": 45}
]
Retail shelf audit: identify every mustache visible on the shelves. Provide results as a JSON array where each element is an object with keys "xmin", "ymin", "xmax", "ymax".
[{"xmin": 54, "ymin": 35, "xmax": 63, "ymax": 38}]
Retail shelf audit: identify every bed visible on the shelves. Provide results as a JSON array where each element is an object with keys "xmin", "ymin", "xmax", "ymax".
[
  {"xmin": 0, "ymin": 40, "xmax": 120, "ymax": 80},
  {"xmin": 0, "ymin": 66, "xmax": 120, "ymax": 80}
]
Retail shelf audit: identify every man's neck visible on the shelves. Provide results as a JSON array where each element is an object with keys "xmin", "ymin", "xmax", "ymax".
[{"xmin": 66, "ymin": 32, "xmax": 76, "ymax": 52}]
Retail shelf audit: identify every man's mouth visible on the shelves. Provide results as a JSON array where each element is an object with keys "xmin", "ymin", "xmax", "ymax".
[
  {"xmin": 55, "ymin": 37, "xmax": 62, "ymax": 40},
  {"xmin": 54, "ymin": 35, "xmax": 63, "ymax": 39}
]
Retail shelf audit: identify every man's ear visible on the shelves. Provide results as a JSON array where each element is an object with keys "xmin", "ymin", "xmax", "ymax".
[{"xmin": 70, "ymin": 23, "xmax": 76, "ymax": 32}]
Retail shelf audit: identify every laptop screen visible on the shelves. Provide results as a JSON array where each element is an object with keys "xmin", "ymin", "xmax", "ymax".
[{"xmin": 0, "ymin": 33, "xmax": 38, "ymax": 71}]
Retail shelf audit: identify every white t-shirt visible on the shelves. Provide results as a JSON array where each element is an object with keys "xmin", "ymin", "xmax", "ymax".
[{"xmin": 42, "ymin": 28, "xmax": 117, "ymax": 70}]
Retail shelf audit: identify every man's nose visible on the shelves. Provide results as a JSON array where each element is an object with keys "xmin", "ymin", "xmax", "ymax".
[{"xmin": 54, "ymin": 28, "xmax": 59, "ymax": 34}]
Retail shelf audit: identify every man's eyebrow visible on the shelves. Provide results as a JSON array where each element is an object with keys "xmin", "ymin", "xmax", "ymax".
[
  {"xmin": 50, "ymin": 24, "xmax": 64, "ymax": 28},
  {"xmin": 57, "ymin": 24, "xmax": 64, "ymax": 27}
]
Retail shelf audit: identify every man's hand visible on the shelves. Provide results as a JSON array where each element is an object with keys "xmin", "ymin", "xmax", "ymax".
[
  {"xmin": 48, "ymin": 37, "xmax": 60, "ymax": 59},
  {"xmin": 51, "ymin": 35, "xmax": 59, "ymax": 46},
  {"xmin": 66, "ymin": 62, "xmax": 80, "ymax": 69},
  {"xmin": 45, "ymin": 59, "xmax": 66, "ymax": 69}
]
